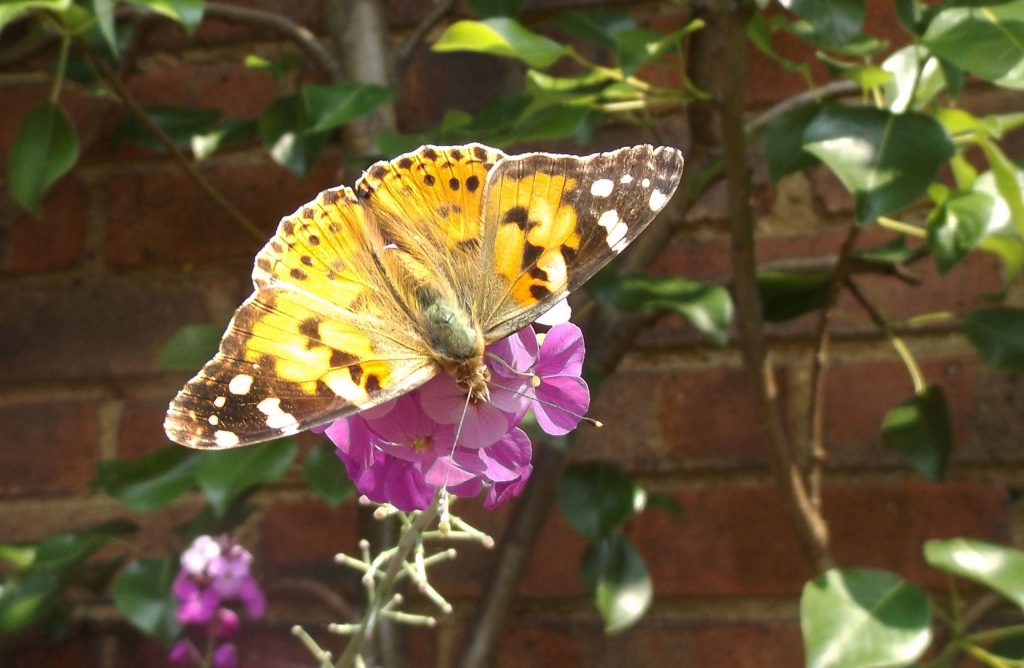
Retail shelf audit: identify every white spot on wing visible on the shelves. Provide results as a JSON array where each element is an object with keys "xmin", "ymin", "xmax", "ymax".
[
  {"xmin": 620, "ymin": 174, "xmax": 633, "ymax": 184},
  {"xmin": 208, "ymin": 415, "xmax": 219, "ymax": 425},
  {"xmin": 597, "ymin": 209, "xmax": 619, "ymax": 230},
  {"xmin": 266, "ymin": 412, "xmax": 298, "ymax": 429},
  {"xmin": 590, "ymin": 179, "xmax": 614, "ymax": 197},
  {"xmin": 214, "ymin": 396, "xmax": 227, "ymax": 408},
  {"xmin": 649, "ymin": 189, "xmax": 668, "ymax": 211},
  {"xmin": 641, "ymin": 177, "xmax": 651, "ymax": 188},
  {"xmin": 597, "ymin": 209, "xmax": 628, "ymax": 251},
  {"xmin": 257, "ymin": 397, "xmax": 281, "ymax": 415},
  {"xmin": 215, "ymin": 430, "xmax": 240, "ymax": 447},
  {"xmin": 228, "ymin": 374, "xmax": 253, "ymax": 395}
]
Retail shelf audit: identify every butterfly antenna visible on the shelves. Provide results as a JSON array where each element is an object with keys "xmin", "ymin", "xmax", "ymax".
[
  {"xmin": 484, "ymin": 351, "xmax": 533, "ymax": 378},
  {"xmin": 438, "ymin": 388, "xmax": 473, "ymax": 534},
  {"xmin": 489, "ymin": 379, "xmax": 604, "ymax": 428}
]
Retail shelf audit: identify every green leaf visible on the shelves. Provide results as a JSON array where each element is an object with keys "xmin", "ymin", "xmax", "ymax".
[
  {"xmin": 301, "ymin": 442, "xmax": 355, "ymax": 508},
  {"xmin": 112, "ymin": 557, "xmax": 180, "ymax": 643},
  {"xmin": 113, "ymin": 105, "xmax": 221, "ymax": 152},
  {"xmin": 645, "ymin": 492, "xmax": 684, "ymax": 517},
  {"xmin": 0, "ymin": 572, "xmax": 61, "ymax": 632},
  {"xmin": 30, "ymin": 519, "xmax": 137, "ymax": 572},
  {"xmin": 554, "ymin": 9, "xmax": 636, "ymax": 49},
  {"xmin": 126, "ymin": 0, "xmax": 204, "ymax": 34},
  {"xmin": 801, "ymin": 568, "xmax": 932, "ymax": 668},
  {"xmin": 927, "ymin": 191, "xmax": 993, "ymax": 273},
  {"xmin": 0, "ymin": 544, "xmax": 36, "ymax": 569},
  {"xmin": 195, "ymin": 438, "xmax": 297, "ymax": 516},
  {"xmin": 589, "ymin": 272, "xmax": 733, "ymax": 346},
  {"xmin": 467, "ymin": 0, "xmax": 523, "ymax": 17},
  {"xmin": 7, "ymin": 101, "xmax": 80, "ymax": 216},
  {"xmin": 581, "ymin": 535, "xmax": 652, "ymax": 634},
  {"xmin": 762, "ymin": 103, "xmax": 823, "ymax": 180},
  {"xmin": 974, "ymin": 168, "xmax": 1024, "ymax": 282},
  {"xmin": 432, "ymin": 18, "xmax": 569, "ymax": 69},
  {"xmin": 95, "ymin": 448, "xmax": 202, "ymax": 511},
  {"xmin": 757, "ymin": 271, "xmax": 831, "ymax": 322},
  {"xmin": 780, "ymin": 0, "xmax": 865, "ymax": 46},
  {"xmin": 925, "ymin": 538, "xmax": 1024, "ymax": 610},
  {"xmin": 881, "ymin": 46, "xmax": 946, "ymax": 113},
  {"xmin": 0, "ymin": 0, "xmax": 71, "ymax": 30},
  {"xmin": 244, "ymin": 53, "xmax": 296, "ymax": 81},
  {"xmin": 802, "ymin": 106, "xmax": 955, "ymax": 225},
  {"xmin": 558, "ymin": 462, "xmax": 638, "ymax": 542},
  {"xmin": 881, "ymin": 386, "xmax": 952, "ymax": 481},
  {"xmin": 302, "ymin": 82, "xmax": 395, "ymax": 134},
  {"xmin": 190, "ymin": 118, "xmax": 258, "ymax": 160},
  {"xmin": 962, "ymin": 308, "xmax": 1024, "ymax": 369},
  {"xmin": 922, "ymin": 0, "xmax": 1024, "ymax": 90},
  {"xmin": 259, "ymin": 95, "xmax": 327, "ymax": 177},
  {"xmin": 613, "ymin": 22, "xmax": 703, "ymax": 76},
  {"xmin": 158, "ymin": 322, "xmax": 222, "ymax": 371},
  {"xmin": 93, "ymin": 0, "xmax": 118, "ymax": 54}
]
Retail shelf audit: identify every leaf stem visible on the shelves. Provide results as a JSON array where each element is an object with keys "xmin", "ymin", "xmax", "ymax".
[
  {"xmin": 49, "ymin": 33, "xmax": 71, "ymax": 103},
  {"xmin": 844, "ymin": 278, "xmax": 926, "ymax": 393},
  {"xmin": 877, "ymin": 216, "xmax": 927, "ymax": 238}
]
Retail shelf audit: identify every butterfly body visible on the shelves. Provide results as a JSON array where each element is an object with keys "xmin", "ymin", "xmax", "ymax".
[{"xmin": 165, "ymin": 143, "xmax": 684, "ymax": 449}]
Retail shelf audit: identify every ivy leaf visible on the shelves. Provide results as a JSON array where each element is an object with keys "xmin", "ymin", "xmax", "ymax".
[
  {"xmin": 93, "ymin": 0, "xmax": 118, "ymax": 54},
  {"xmin": 613, "ymin": 22, "xmax": 703, "ymax": 76},
  {"xmin": 802, "ymin": 105, "xmax": 954, "ymax": 225},
  {"xmin": 301, "ymin": 82, "xmax": 395, "ymax": 134},
  {"xmin": 801, "ymin": 568, "xmax": 932, "ymax": 668},
  {"xmin": 190, "ymin": 118, "xmax": 258, "ymax": 160},
  {"xmin": 0, "ymin": 0, "xmax": 71, "ymax": 30},
  {"xmin": 158, "ymin": 322, "xmax": 223, "ymax": 371},
  {"xmin": 112, "ymin": 557, "xmax": 180, "ymax": 643},
  {"xmin": 301, "ymin": 442, "xmax": 355, "ymax": 508},
  {"xmin": 762, "ymin": 103, "xmax": 823, "ymax": 180},
  {"xmin": 581, "ymin": 535, "xmax": 652, "ymax": 634},
  {"xmin": 927, "ymin": 191, "xmax": 993, "ymax": 273},
  {"xmin": 95, "ymin": 448, "xmax": 202, "ymax": 511},
  {"xmin": 961, "ymin": 308, "xmax": 1024, "ymax": 370},
  {"xmin": 433, "ymin": 18, "xmax": 569, "ymax": 69},
  {"xmin": 7, "ymin": 101, "xmax": 80, "ymax": 216},
  {"xmin": 922, "ymin": 0, "xmax": 1024, "ymax": 91},
  {"xmin": 126, "ymin": 0, "xmax": 204, "ymax": 34},
  {"xmin": 779, "ymin": 0, "xmax": 865, "ymax": 47},
  {"xmin": 113, "ymin": 105, "xmax": 221, "ymax": 152},
  {"xmin": 558, "ymin": 462, "xmax": 638, "ymax": 542},
  {"xmin": 195, "ymin": 438, "xmax": 297, "ymax": 516},
  {"xmin": 0, "ymin": 572, "xmax": 61, "ymax": 632},
  {"xmin": 757, "ymin": 271, "xmax": 831, "ymax": 322},
  {"xmin": 259, "ymin": 95, "xmax": 327, "ymax": 177},
  {"xmin": 881, "ymin": 386, "xmax": 952, "ymax": 481},
  {"xmin": 589, "ymin": 272, "xmax": 733, "ymax": 346},
  {"xmin": 925, "ymin": 538, "xmax": 1024, "ymax": 610}
]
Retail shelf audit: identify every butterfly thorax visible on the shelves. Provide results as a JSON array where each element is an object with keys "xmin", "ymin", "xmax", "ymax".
[{"xmin": 422, "ymin": 298, "xmax": 491, "ymax": 403}]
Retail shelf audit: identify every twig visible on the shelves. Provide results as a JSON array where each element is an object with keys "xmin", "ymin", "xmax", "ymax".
[
  {"xmin": 709, "ymin": 0, "xmax": 832, "ymax": 572},
  {"xmin": 805, "ymin": 224, "xmax": 860, "ymax": 510},
  {"xmin": 82, "ymin": 46, "xmax": 266, "ymax": 241},
  {"xmin": 744, "ymin": 79, "xmax": 859, "ymax": 135},
  {"xmin": 336, "ymin": 497, "xmax": 440, "ymax": 668},
  {"xmin": 844, "ymin": 278, "xmax": 926, "ymax": 392},
  {"xmin": 204, "ymin": 1, "xmax": 344, "ymax": 82},
  {"xmin": 395, "ymin": 0, "xmax": 456, "ymax": 73}
]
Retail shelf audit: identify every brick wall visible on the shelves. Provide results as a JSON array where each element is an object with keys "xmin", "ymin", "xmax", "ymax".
[{"xmin": 1, "ymin": 1, "xmax": 1022, "ymax": 666}]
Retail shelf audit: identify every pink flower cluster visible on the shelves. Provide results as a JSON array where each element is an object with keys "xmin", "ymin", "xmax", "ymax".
[
  {"xmin": 170, "ymin": 535, "xmax": 266, "ymax": 668},
  {"xmin": 327, "ymin": 323, "xmax": 590, "ymax": 511}
]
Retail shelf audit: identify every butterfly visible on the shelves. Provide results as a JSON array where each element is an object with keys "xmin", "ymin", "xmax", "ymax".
[{"xmin": 164, "ymin": 143, "xmax": 685, "ymax": 449}]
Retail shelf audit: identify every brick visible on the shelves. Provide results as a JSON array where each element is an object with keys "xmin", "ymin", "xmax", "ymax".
[
  {"xmin": 0, "ymin": 278, "xmax": 210, "ymax": 382},
  {"xmin": 103, "ymin": 159, "xmax": 339, "ymax": 267},
  {"xmin": 0, "ymin": 175, "xmax": 89, "ymax": 272},
  {"xmin": 0, "ymin": 400, "xmax": 100, "ymax": 496},
  {"xmin": 259, "ymin": 497, "xmax": 358, "ymax": 565},
  {"xmin": 575, "ymin": 365, "xmax": 774, "ymax": 472},
  {"xmin": 8, "ymin": 634, "xmax": 101, "ymax": 668},
  {"xmin": 493, "ymin": 621, "xmax": 803, "ymax": 668},
  {"xmin": 625, "ymin": 482, "xmax": 1007, "ymax": 597},
  {"xmin": 118, "ymin": 395, "xmax": 178, "ymax": 459}
]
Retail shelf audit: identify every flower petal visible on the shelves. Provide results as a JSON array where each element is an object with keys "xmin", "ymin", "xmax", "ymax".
[
  {"xmin": 537, "ymin": 323, "xmax": 585, "ymax": 377},
  {"xmin": 534, "ymin": 375, "xmax": 590, "ymax": 435}
]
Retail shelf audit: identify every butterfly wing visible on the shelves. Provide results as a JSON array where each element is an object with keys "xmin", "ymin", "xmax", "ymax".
[
  {"xmin": 165, "ymin": 186, "xmax": 437, "ymax": 449},
  {"xmin": 353, "ymin": 143, "xmax": 507, "ymax": 313},
  {"xmin": 475, "ymin": 144, "xmax": 685, "ymax": 340}
]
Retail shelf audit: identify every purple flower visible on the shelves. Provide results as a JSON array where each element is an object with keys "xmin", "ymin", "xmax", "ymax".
[
  {"xmin": 170, "ymin": 535, "xmax": 264, "ymax": 666},
  {"xmin": 325, "ymin": 324, "xmax": 589, "ymax": 511}
]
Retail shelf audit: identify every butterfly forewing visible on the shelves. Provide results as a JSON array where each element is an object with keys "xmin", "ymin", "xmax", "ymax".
[
  {"xmin": 476, "ymin": 144, "xmax": 684, "ymax": 340},
  {"xmin": 164, "ymin": 187, "xmax": 438, "ymax": 449}
]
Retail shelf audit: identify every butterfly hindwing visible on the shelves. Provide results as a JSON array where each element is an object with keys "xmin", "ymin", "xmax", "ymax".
[
  {"xmin": 165, "ymin": 186, "xmax": 438, "ymax": 448},
  {"xmin": 476, "ymin": 144, "xmax": 684, "ymax": 339}
]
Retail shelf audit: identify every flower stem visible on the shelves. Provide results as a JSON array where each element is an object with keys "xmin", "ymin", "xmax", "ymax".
[{"xmin": 335, "ymin": 495, "xmax": 441, "ymax": 668}]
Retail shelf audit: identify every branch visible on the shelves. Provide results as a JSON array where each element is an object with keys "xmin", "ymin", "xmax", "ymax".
[
  {"xmin": 707, "ymin": 0, "xmax": 833, "ymax": 572},
  {"xmin": 204, "ymin": 1, "xmax": 344, "ymax": 82},
  {"xmin": 83, "ymin": 47, "xmax": 266, "ymax": 241},
  {"xmin": 744, "ymin": 79, "xmax": 859, "ymax": 136},
  {"xmin": 805, "ymin": 224, "xmax": 860, "ymax": 510},
  {"xmin": 395, "ymin": 0, "xmax": 456, "ymax": 73}
]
